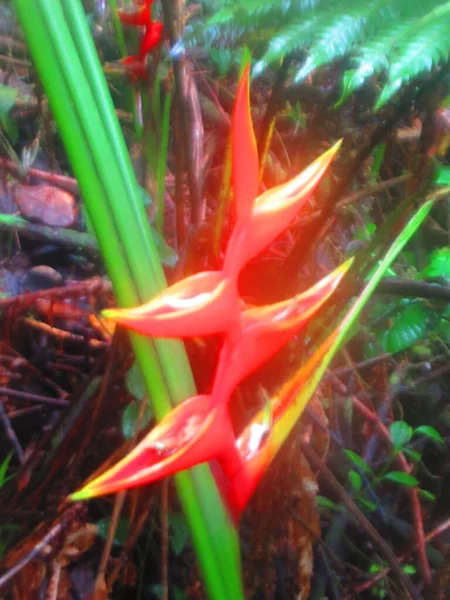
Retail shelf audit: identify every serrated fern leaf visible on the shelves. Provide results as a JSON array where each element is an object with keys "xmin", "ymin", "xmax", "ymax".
[
  {"xmin": 253, "ymin": 16, "xmax": 320, "ymax": 75},
  {"xmin": 295, "ymin": 11, "xmax": 369, "ymax": 82},
  {"xmin": 376, "ymin": 1, "xmax": 450, "ymax": 108}
]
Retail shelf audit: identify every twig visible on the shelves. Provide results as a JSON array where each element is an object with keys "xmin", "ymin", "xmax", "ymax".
[
  {"xmin": 377, "ymin": 278, "xmax": 450, "ymax": 302},
  {"xmin": 161, "ymin": 0, "xmax": 203, "ymax": 225},
  {"xmin": 0, "ymin": 277, "xmax": 111, "ymax": 310},
  {"xmin": 0, "ymin": 386, "xmax": 68, "ymax": 408},
  {"xmin": 0, "ymin": 399, "xmax": 24, "ymax": 462},
  {"xmin": 0, "ymin": 522, "xmax": 63, "ymax": 590}
]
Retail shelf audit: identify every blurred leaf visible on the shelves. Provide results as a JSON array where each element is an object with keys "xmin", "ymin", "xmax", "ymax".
[
  {"xmin": 122, "ymin": 402, "xmax": 152, "ymax": 441},
  {"xmin": 390, "ymin": 421, "xmax": 413, "ymax": 451},
  {"xmin": 316, "ymin": 495, "xmax": 340, "ymax": 511},
  {"xmin": 348, "ymin": 469, "xmax": 362, "ymax": 492},
  {"xmin": 0, "ymin": 84, "xmax": 18, "ymax": 116},
  {"xmin": 125, "ymin": 361, "xmax": 147, "ymax": 401},
  {"xmin": 357, "ymin": 498, "xmax": 377, "ymax": 512},
  {"xmin": 96, "ymin": 517, "xmax": 130, "ymax": 545},
  {"xmin": 418, "ymin": 489, "xmax": 436, "ymax": 501},
  {"xmin": 418, "ymin": 247, "xmax": 450, "ymax": 280},
  {"xmin": 168, "ymin": 512, "xmax": 190, "ymax": 556},
  {"xmin": 383, "ymin": 472, "xmax": 418, "ymax": 486},
  {"xmin": 0, "ymin": 453, "xmax": 13, "ymax": 488},
  {"xmin": 343, "ymin": 449, "xmax": 373, "ymax": 474},
  {"xmin": 414, "ymin": 425, "xmax": 445, "ymax": 446}
]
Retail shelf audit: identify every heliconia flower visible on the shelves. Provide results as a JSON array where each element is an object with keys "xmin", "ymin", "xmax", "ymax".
[
  {"xmin": 102, "ymin": 271, "xmax": 241, "ymax": 338},
  {"xmin": 73, "ymin": 63, "xmax": 350, "ymax": 521},
  {"xmin": 223, "ymin": 141, "xmax": 342, "ymax": 276},
  {"xmin": 138, "ymin": 20, "xmax": 163, "ymax": 59},
  {"xmin": 117, "ymin": 4, "xmax": 151, "ymax": 26},
  {"xmin": 210, "ymin": 261, "xmax": 350, "ymax": 406},
  {"xmin": 70, "ymin": 396, "xmax": 241, "ymax": 501}
]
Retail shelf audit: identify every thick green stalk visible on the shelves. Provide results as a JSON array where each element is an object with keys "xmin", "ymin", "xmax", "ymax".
[{"xmin": 12, "ymin": 1, "xmax": 243, "ymax": 598}]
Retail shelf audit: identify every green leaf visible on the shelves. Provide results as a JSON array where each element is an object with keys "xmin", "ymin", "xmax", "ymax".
[
  {"xmin": 418, "ymin": 247, "xmax": 450, "ymax": 280},
  {"xmin": 383, "ymin": 471, "xmax": 418, "ymax": 486},
  {"xmin": 376, "ymin": 303, "xmax": 430, "ymax": 354},
  {"xmin": 121, "ymin": 402, "xmax": 152, "ymax": 441},
  {"xmin": 357, "ymin": 497, "xmax": 377, "ymax": 512},
  {"xmin": 0, "ymin": 453, "xmax": 13, "ymax": 488},
  {"xmin": 403, "ymin": 564, "xmax": 416, "ymax": 575},
  {"xmin": 348, "ymin": 469, "xmax": 362, "ymax": 492},
  {"xmin": 403, "ymin": 448, "xmax": 422, "ymax": 463},
  {"xmin": 418, "ymin": 489, "xmax": 436, "ymax": 502},
  {"xmin": 414, "ymin": 425, "xmax": 445, "ymax": 446},
  {"xmin": 169, "ymin": 511, "xmax": 191, "ymax": 556},
  {"xmin": 390, "ymin": 421, "xmax": 412, "ymax": 451},
  {"xmin": 343, "ymin": 449, "xmax": 373, "ymax": 474}
]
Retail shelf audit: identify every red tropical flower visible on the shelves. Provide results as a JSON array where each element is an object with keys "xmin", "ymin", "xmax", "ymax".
[{"xmin": 71, "ymin": 63, "xmax": 349, "ymax": 518}]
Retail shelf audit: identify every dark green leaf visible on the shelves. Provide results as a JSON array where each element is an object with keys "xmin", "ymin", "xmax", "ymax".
[
  {"xmin": 169, "ymin": 512, "xmax": 190, "ymax": 556},
  {"xmin": 121, "ymin": 402, "xmax": 152, "ymax": 441},
  {"xmin": 125, "ymin": 361, "xmax": 147, "ymax": 401},
  {"xmin": 96, "ymin": 517, "xmax": 130, "ymax": 545}
]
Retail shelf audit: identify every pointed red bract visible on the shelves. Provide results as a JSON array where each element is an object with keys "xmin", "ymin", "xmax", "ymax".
[
  {"xmin": 224, "ymin": 142, "xmax": 341, "ymax": 273},
  {"xmin": 102, "ymin": 272, "xmax": 240, "ymax": 338},
  {"xmin": 138, "ymin": 21, "xmax": 163, "ymax": 58},
  {"xmin": 71, "ymin": 396, "xmax": 240, "ymax": 500},
  {"xmin": 232, "ymin": 65, "xmax": 259, "ymax": 226},
  {"xmin": 210, "ymin": 262, "xmax": 349, "ymax": 406}
]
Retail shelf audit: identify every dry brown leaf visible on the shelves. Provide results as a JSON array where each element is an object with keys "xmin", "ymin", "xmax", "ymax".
[{"xmin": 13, "ymin": 183, "xmax": 77, "ymax": 228}]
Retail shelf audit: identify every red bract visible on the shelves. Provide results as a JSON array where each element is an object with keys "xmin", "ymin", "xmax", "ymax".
[
  {"xmin": 138, "ymin": 21, "xmax": 163, "ymax": 59},
  {"xmin": 210, "ymin": 262, "xmax": 349, "ymax": 406},
  {"xmin": 72, "ymin": 64, "xmax": 349, "ymax": 517},
  {"xmin": 71, "ymin": 397, "xmax": 240, "ymax": 501},
  {"xmin": 103, "ymin": 271, "xmax": 241, "ymax": 338}
]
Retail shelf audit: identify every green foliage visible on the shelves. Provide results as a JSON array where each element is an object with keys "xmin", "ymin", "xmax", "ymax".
[
  {"xmin": 375, "ymin": 303, "xmax": 430, "ymax": 354},
  {"xmin": 194, "ymin": 0, "xmax": 450, "ymax": 107}
]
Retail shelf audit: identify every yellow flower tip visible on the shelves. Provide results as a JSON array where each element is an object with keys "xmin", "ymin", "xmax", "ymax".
[
  {"xmin": 101, "ymin": 308, "xmax": 123, "ymax": 321},
  {"xmin": 69, "ymin": 487, "xmax": 93, "ymax": 502}
]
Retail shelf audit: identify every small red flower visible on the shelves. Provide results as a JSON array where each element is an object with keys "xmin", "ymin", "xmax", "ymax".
[{"xmin": 138, "ymin": 21, "xmax": 163, "ymax": 59}]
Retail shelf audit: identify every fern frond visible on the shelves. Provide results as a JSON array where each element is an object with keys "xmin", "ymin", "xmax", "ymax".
[{"xmin": 377, "ymin": 1, "xmax": 450, "ymax": 107}]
